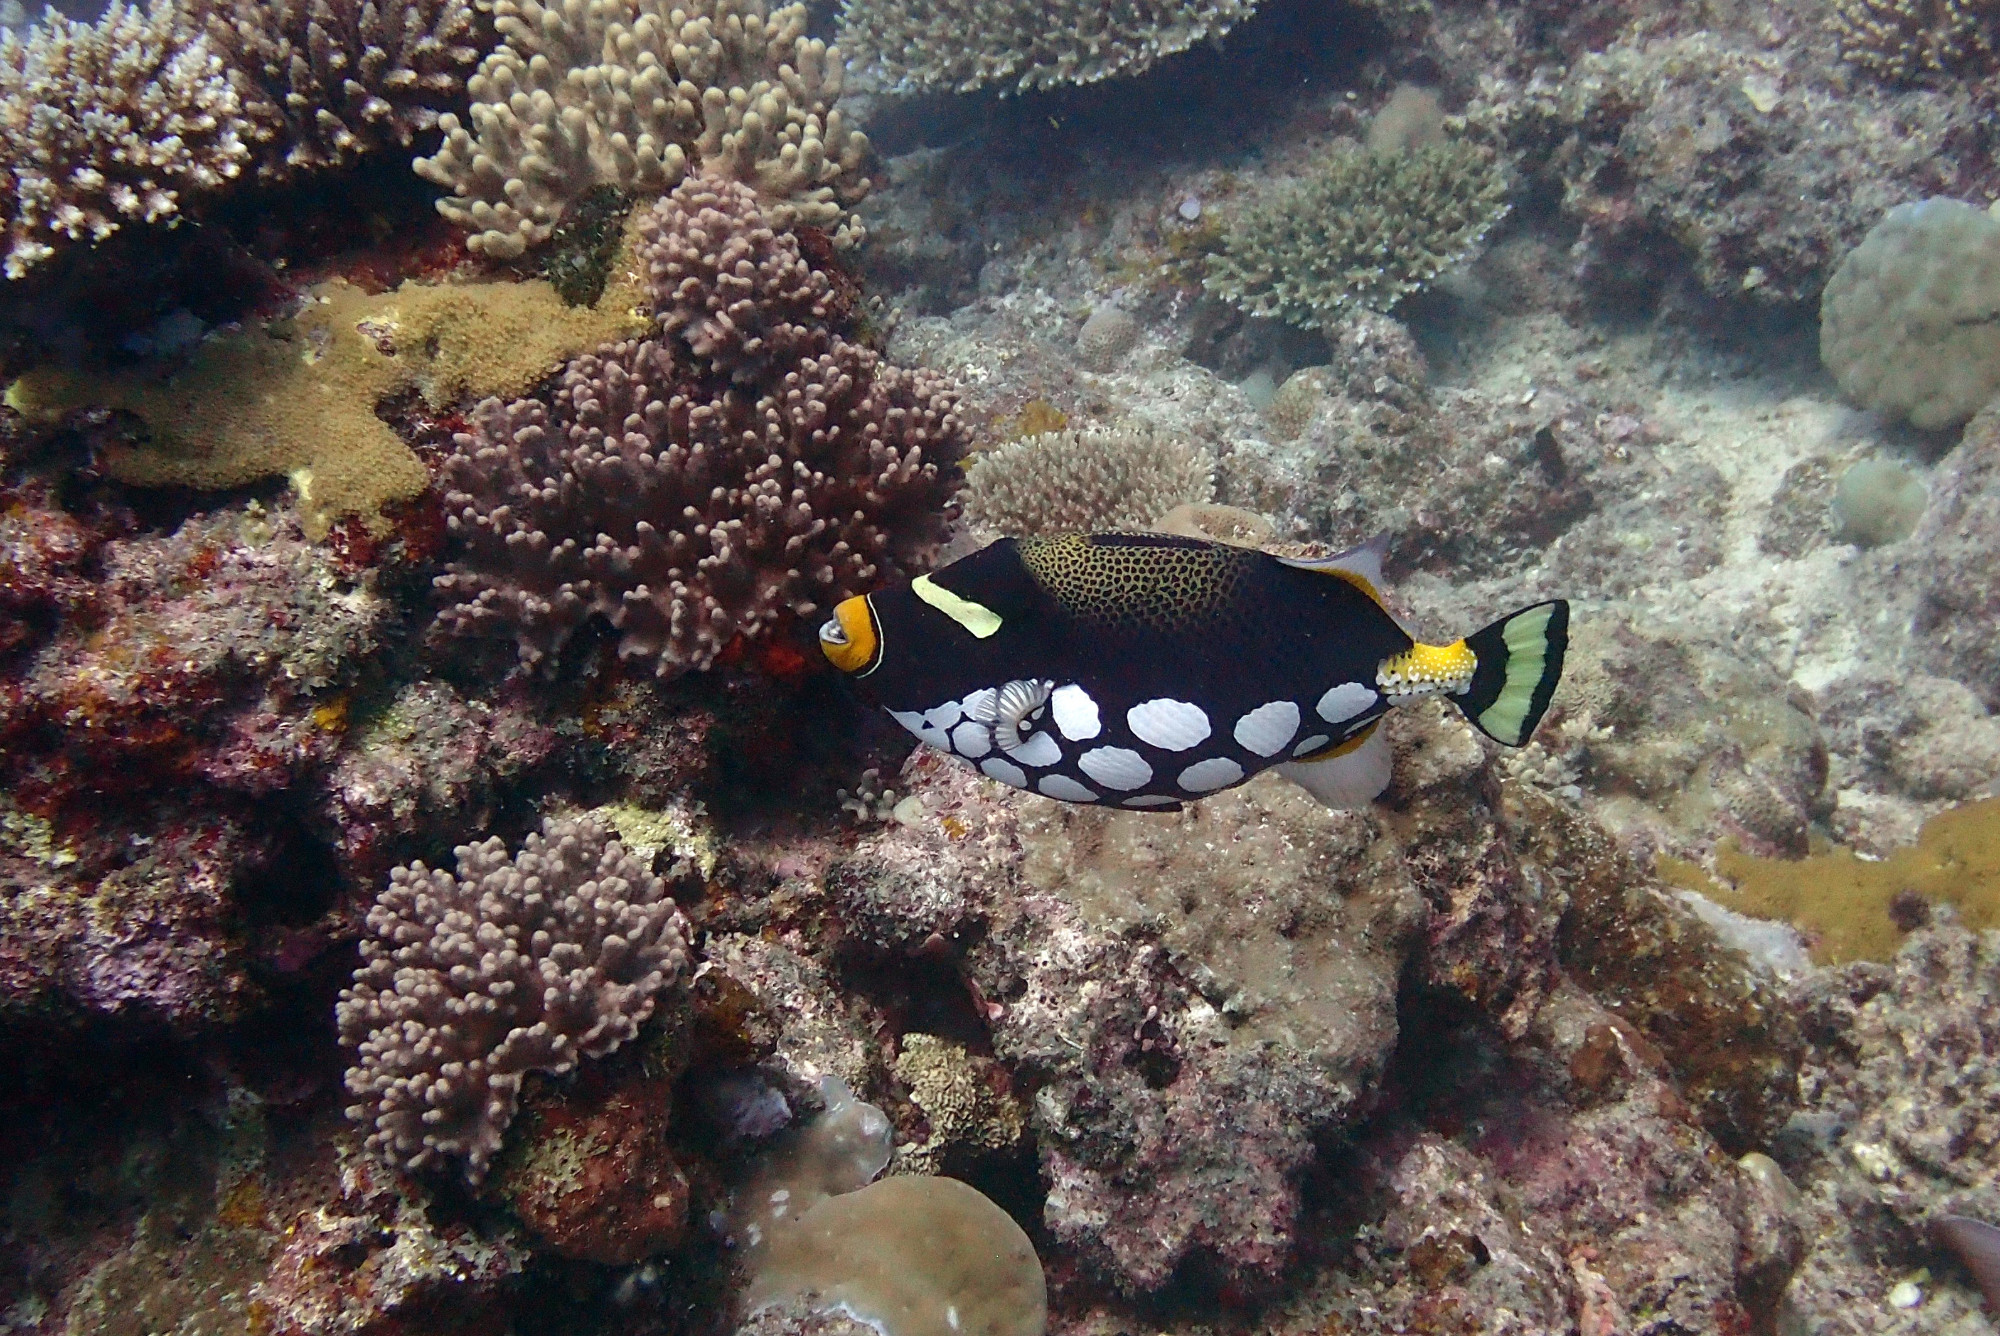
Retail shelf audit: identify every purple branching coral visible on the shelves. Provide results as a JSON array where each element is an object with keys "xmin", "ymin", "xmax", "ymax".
[
  {"xmin": 336, "ymin": 816, "xmax": 693, "ymax": 1182},
  {"xmin": 191, "ymin": 0, "xmax": 491, "ymax": 177},
  {"xmin": 434, "ymin": 177, "xmax": 967, "ymax": 677},
  {"xmin": 0, "ymin": 0, "xmax": 252, "ymax": 278}
]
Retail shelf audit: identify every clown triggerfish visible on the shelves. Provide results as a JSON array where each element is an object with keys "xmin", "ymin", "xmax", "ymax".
[{"xmin": 818, "ymin": 532, "xmax": 1568, "ymax": 811}]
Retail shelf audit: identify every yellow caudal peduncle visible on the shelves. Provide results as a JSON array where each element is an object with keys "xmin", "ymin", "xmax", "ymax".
[{"xmin": 1377, "ymin": 640, "xmax": 1476, "ymax": 698}]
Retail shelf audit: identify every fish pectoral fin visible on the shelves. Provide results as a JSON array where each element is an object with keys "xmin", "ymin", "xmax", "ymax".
[{"xmin": 1276, "ymin": 722, "xmax": 1392, "ymax": 809}]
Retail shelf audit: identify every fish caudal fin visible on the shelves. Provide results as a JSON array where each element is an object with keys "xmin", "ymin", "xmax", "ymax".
[
  {"xmin": 1276, "ymin": 722, "xmax": 1393, "ymax": 809},
  {"xmin": 1455, "ymin": 600, "xmax": 1569, "ymax": 746}
]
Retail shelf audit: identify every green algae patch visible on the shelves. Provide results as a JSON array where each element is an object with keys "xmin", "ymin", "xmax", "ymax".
[{"xmin": 1661, "ymin": 796, "xmax": 2000, "ymax": 964}]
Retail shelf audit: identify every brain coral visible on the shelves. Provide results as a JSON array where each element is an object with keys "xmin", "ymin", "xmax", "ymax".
[
  {"xmin": 434, "ymin": 177, "xmax": 966, "ymax": 677},
  {"xmin": 191, "ymin": 0, "xmax": 491, "ymax": 176},
  {"xmin": 0, "ymin": 0, "xmax": 252, "ymax": 278},
  {"xmin": 1205, "ymin": 140, "xmax": 1510, "ymax": 328},
  {"xmin": 337, "ymin": 815, "xmax": 692, "ymax": 1182},
  {"xmin": 413, "ymin": 0, "xmax": 870, "ymax": 259},
  {"xmin": 960, "ymin": 424, "xmax": 1214, "ymax": 537},
  {"xmin": 835, "ymin": 0, "xmax": 1259, "ymax": 93},
  {"xmin": 1822, "ymin": 198, "xmax": 2000, "ymax": 431}
]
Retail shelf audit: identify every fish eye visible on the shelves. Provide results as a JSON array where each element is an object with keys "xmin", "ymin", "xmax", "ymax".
[{"xmin": 819, "ymin": 617, "xmax": 848, "ymax": 646}]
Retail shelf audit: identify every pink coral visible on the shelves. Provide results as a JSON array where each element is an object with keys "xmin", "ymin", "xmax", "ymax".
[{"xmin": 336, "ymin": 815, "xmax": 693, "ymax": 1182}]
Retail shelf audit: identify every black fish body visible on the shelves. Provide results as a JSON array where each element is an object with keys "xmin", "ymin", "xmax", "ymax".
[{"xmin": 818, "ymin": 532, "xmax": 1567, "ymax": 811}]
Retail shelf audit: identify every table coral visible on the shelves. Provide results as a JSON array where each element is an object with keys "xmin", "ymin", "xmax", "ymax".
[
  {"xmin": 836, "ymin": 0, "xmax": 1261, "ymax": 94},
  {"xmin": 11, "ymin": 239, "xmax": 651, "ymax": 536},
  {"xmin": 413, "ymin": 0, "xmax": 870, "ymax": 259},
  {"xmin": 1204, "ymin": 140, "xmax": 1510, "ymax": 328},
  {"xmin": 336, "ymin": 815, "xmax": 694, "ymax": 1182}
]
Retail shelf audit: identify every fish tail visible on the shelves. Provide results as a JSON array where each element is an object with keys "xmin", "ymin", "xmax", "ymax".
[{"xmin": 1453, "ymin": 600, "xmax": 1569, "ymax": 746}]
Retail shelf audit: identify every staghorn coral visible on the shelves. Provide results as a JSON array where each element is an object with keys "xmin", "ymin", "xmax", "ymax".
[
  {"xmin": 1830, "ymin": 0, "xmax": 2000, "ymax": 83},
  {"xmin": 959, "ymin": 424, "xmax": 1213, "ymax": 537},
  {"xmin": 413, "ymin": 0, "xmax": 870, "ymax": 260},
  {"xmin": 1205, "ymin": 140, "xmax": 1510, "ymax": 328},
  {"xmin": 0, "ymin": 0, "xmax": 253, "ymax": 278},
  {"xmin": 835, "ymin": 0, "xmax": 1260, "ymax": 93},
  {"xmin": 190, "ymin": 0, "xmax": 491, "ymax": 177},
  {"xmin": 435, "ymin": 179, "xmax": 966, "ymax": 677},
  {"xmin": 336, "ymin": 815, "xmax": 693, "ymax": 1183}
]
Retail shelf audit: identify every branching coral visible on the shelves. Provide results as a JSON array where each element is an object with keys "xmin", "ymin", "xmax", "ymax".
[
  {"xmin": 1204, "ymin": 141, "xmax": 1510, "ymax": 328},
  {"xmin": 337, "ymin": 815, "xmax": 693, "ymax": 1182},
  {"xmin": 960, "ymin": 424, "xmax": 1213, "ymax": 537},
  {"xmin": 413, "ymin": 0, "xmax": 870, "ymax": 259},
  {"xmin": 434, "ymin": 177, "xmax": 966, "ymax": 677},
  {"xmin": 1829, "ymin": 0, "xmax": 2000, "ymax": 83},
  {"xmin": 0, "ymin": 0, "xmax": 252, "ymax": 278},
  {"xmin": 835, "ymin": 0, "xmax": 1260, "ymax": 93},
  {"xmin": 190, "ymin": 0, "xmax": 491, "ymax": 176}
]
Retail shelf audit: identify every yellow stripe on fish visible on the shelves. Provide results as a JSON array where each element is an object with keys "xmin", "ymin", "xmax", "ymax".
[{"xmin": 820, "ymin": 532, "xmax": 1569, "ymax": 811}]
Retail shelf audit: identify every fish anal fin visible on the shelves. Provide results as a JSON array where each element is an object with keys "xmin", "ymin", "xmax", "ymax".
[{"xmin": 1276, "ymin": 721, "xmax": 1392, "ymax": 809}]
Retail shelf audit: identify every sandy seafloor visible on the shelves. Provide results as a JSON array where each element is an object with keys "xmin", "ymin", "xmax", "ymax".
[{"xmin": 3, "ymin": 0, "xmax": 2000, "ymax": 1334}]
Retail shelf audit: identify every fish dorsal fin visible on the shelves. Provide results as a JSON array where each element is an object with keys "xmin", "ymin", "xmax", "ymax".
[{"xmin": 1277, "ymin": 533, "xmax": 1392, "ymax": 608}]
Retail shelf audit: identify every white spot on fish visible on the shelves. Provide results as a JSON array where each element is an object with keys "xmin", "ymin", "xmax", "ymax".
[
  {"xmin": 1292, "ymin": 733, "xmax": 1332, "ymax": 757},
  {"xmin": 980, "ymin": 756, "xmax": 1029, "ymax": 789},
  {"xmin": 1038, "ymin": 774, "xmax": 1099, "ymax": 802},
  {"xmin": 890, "ymin": 707, "xmax": 952, "ymax": 750},
  {"xmin": 1122, "ymin": 794, "xmax": 1181, "ymax": 808},
  {"xmin": 1178, "ymin": 756, "xmax": 1245, "ymax": 793},
  {"xmin": 960, "ymin": 687, "xmax": 999, "ymax": 721},
  {"xmin": 1316, "ymin": 682, "xmax": 1377, "ymax": 724},
  {"xmin": 1007, "ymin": 731, "xmax": 1063, "ymax": 767},
  {"xmin": 1079, "ymin": 746, "xmax": 1153, "ymax": 790},
  {"xmin": 1127, "ymin": 698, "xmax": 1211, "ymax": 751},
  {"xmin": 1233, "ymin": 700, "xmax": 1300, "ymax": 757},
  {"xmin": 1051, "ymin": 684, "xmax": 1102, "ymax": 740},
  {"xmin": 924, "ymin": 700, "xmax": 963, "ymax": 730},
  {"xmin": 950, "ymin": 720, "xmax": 992, "ymax": 759}
]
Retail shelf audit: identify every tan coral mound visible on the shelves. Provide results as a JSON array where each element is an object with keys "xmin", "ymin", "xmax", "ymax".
[
  {"xmin": 960, "ymin": 424, "xmax": 1214, "ymax": 537},
  {"xmin": 414, "ymin": 0, "xmax": 870, "ymax": 259}
]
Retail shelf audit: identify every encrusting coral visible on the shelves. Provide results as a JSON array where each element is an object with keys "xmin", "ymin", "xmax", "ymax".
[
  {"xmin": 190, "ymin": 0, "xmax": 491, "ymax": 177},
  {"xmin": 336, "ymin": 815, "xmax": 693, "ymax": 1183},
  {"xmin": 835, "ymin": 0, "xmax": 1260, "ymax": 93},
  {"xmin": 433, "ymin": 176, "xmax": 966, "ymax": 678},
  {"xmin": 413, "ymin": 0, "xmax": 871, "ymax": 260},
  {"xmin": 959, "ymin": 424, "xmax": 1213, "ymax": 537},
  {"xmin": 10, "ymin": 215, "xmax": 653, "ymax": 536},
  {"xmin": 0, "ymin": 0, "xmax": 253, "ymax": 279},
  {"xmin": 1205, "ymin": 140, "xmax": 1510, "ymax": 328}
]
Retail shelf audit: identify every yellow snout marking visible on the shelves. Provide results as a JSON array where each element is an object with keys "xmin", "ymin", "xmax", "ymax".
[
  {"xmin": 1377, "ymin": 639, "xmax": 1476, "ymax": 698},
  {"xmin": 820, "ymin": 595, "xmax": 881, "ymax": 674}
]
